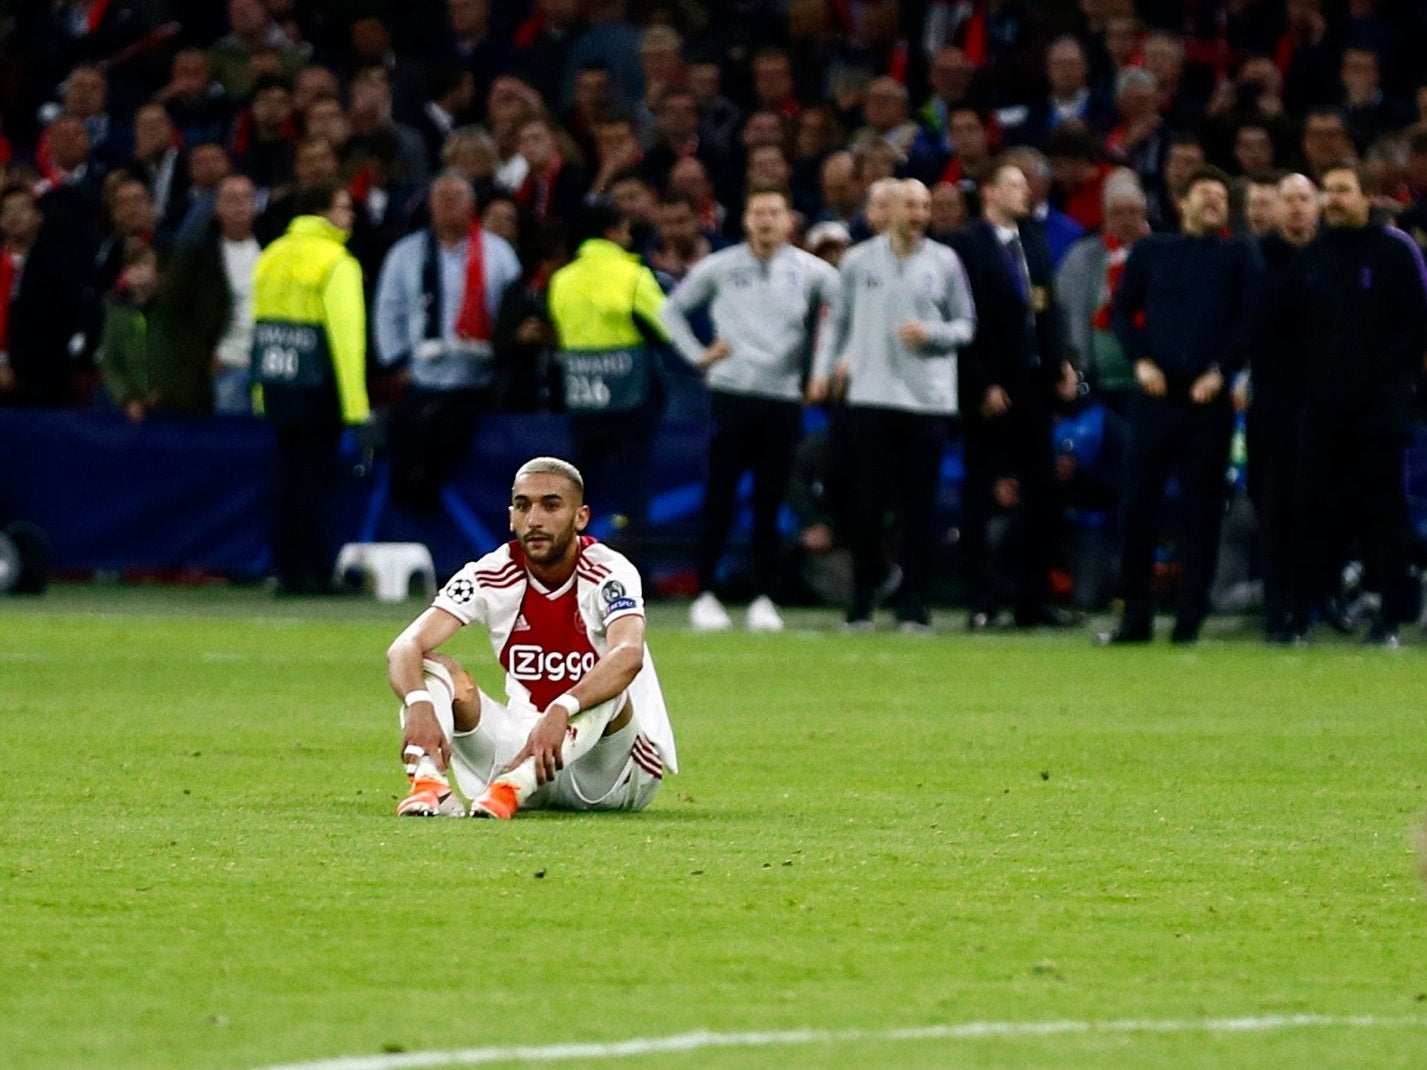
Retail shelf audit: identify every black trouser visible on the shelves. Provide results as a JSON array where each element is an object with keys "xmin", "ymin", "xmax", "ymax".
[
  {"xmin": 570, "ymin": 395, "xmax": 664, "ymax": 528},
  {"xmin": 1246, "ymin": 404, "xmax": 1299, "ymax": 631},
  {"xmin": 698, "ymin": 391, "xmax": 803, "ymax": 596},
  {"xmin": 1291, "ymin": 414, "xmax": 1416, "ymax": 628},
  {"xmin": 273, "ymin": 423, "xmax": 341, "ymax": 593},
  {"xmin": 960, "ymin": 382, "xmax": 1061, "ymax": 617},
  {"xmin": 388, "ymin": 386, "xmax": 487, "ymax": 510},
  {"xmin": 847, "ymin": 405, "xmax": 948, "ymax": 622},
  {"xmin": 1119, "ymin": 395, "xmax": 1234, "ymax": 630}
]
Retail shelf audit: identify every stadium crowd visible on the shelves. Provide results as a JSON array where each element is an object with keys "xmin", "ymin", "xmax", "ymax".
[{"xmin": 2, "ymin": 0, "xmax": 1426, "ymax": 642}]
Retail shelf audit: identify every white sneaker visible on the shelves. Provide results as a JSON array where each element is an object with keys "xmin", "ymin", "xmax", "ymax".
[
  {"xmin": 746, "ymin": 595, "xmax": 785, "ymax": 632},
  {"xmin": 690, "ymin": 591, "xmax": 733, "ymax": 631}
]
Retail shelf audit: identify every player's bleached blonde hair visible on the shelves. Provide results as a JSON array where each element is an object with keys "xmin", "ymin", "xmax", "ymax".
[{"xmin": 513, "ymin": 457, "xmax": 585, "ymax": 500}]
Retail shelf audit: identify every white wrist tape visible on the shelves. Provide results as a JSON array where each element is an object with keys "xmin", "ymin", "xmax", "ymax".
[
  {"xmin": 552, "ymin": 693, "xmax": 582, "ymax": 716},
  {"xmin": 403, "ymin": 689, "xmax": 433, "ymax": 708}
]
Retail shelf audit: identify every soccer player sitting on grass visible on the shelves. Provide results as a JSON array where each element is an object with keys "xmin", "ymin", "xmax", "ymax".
[{"xmin": 387, "ymin": 457, "xmax": 678, "ymax": 819}]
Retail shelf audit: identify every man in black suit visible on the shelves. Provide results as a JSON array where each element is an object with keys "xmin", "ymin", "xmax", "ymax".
[{"xmin": 953, "ymin": 160, "xmax": 1081, "ymax": 630}]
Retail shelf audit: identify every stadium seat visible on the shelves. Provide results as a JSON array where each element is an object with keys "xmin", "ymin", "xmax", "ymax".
[{"xmin": 334, "ymin": 542, "xmax": 436, "ymax": 602}]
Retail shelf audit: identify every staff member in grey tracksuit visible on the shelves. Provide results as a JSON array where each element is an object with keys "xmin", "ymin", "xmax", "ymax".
[
  {"xmin": 811, "ymin": 178, "xmax": 977, "ymax": 630},
  {"xmin": 661, "ymin": 183, "xmax": 840, "ymax": 633}
]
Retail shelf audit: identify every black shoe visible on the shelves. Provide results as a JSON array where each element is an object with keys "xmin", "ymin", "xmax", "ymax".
[
  {"xmin": 1170, "ymin": 617, "xmax": 1202, "ymax": 645},
  {"xmin": 1321, "ymin": 595, "xmax": 1360, "ymax": 635},
  {"xmin": 1096, "ymin": 623, "xmax": 1151, "ymax": 645},
  {"xmin": 1265, "ymin": 626, "xmax": 1309, "ymax": 646},
  {"xmin": 1363, "ymin": 622, "xmax": 1400, "ymax": 648},
  {"xmin": 1013, "ymin": 603, "xmax": 1084, "ymax": 629},
  {"xmin": 968, "ymin": 610, "xmax": 996, "ymax": 632}
]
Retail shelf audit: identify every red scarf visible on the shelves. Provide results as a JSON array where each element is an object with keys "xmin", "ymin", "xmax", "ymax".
[
  {"xmin": 86, "ymin": 0, "xmax": 113, "ymax": 34},
  {"xmin": 0, "ymin": 247, "xmax": 16, "ymax": 355},
  {"xmin": 1092, "ymin": 233, "xmax": 1145, "ymax": 330},
  {"xmin": 455, "ymin": 221, "xmax": 490, "ymax": 342},
  {"xmin": 515, "ymin": 154, "xmax": 563, "ymax": 220}
]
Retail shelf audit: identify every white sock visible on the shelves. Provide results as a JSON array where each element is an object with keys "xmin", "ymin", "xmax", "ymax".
[{"xmin": 491, "ymin": 697, "xmax": 623, "ymax": 803}]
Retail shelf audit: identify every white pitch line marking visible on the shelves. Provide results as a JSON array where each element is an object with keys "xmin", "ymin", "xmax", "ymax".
[{"xmin": 250, "ymin": 1012, "xmax": 1427, "ymax": 1070}]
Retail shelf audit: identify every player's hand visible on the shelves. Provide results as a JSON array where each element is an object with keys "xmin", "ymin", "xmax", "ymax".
[
  {"xmin": 506, "ymin": 706, "xmax": 570, "ymax": 785},
  {"xmin": 0, "ymin": 364, "xmax": 15, "ymax": 393},
  {"xmin": 1135, "ymin": 359, "xmax": 1168, "ymax": 398},
  {"xmin": 1189, "ymin": 367, "xmax": 1224, "ymax": 405},
  {"xmin": 401, "ymin": 702, "xmax": 451, "ymax": 771},
  {"xmin": 1056, "ymin": 361, "xmax": 1081, "ymax": 404},
  {"xmin": 702, "ymin": 339, "xmax": 732, "ymax": 368},
  {"xmin": 804, "ymin": 376, "xmax": 830, "ymax": 405},
  {"xmin": 125, "ymin": 399, "xmax": 147, "ymax": 424},
  {"xmin": 981, "ymin": 385, "xmax": 1011, "ymax": 418},
  {"xmin": 831, "ymin": 358, "xmax": 850, "ymax": 399},
  {"xmin": 897, "ymin": 320, "xmax": 931, "ymax": 348}
]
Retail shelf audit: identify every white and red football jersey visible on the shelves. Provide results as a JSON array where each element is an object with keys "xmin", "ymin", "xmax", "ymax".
[{"xmin": 432, "ymin": 536, "xmax": 678, "ymax": 772}]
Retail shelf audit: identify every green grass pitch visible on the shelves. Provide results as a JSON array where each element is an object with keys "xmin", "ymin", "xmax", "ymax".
[{"xmin": 4, "ymin": 586, "xmax": 1427, "ymax": 1069}]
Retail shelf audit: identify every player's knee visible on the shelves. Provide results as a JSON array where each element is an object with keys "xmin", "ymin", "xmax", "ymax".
[{"xmin": 424, "ymin": 654, "xmax": 480, "ymax": 731}]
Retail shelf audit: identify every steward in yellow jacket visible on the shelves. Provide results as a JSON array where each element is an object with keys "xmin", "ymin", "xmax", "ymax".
[
  {"xmin": 546, "ymin": 203, "xmax": 670, "ymax": 528},
  {"xmin": 250, "ymin": 182, "xmax": 368, "ymax": 594},
  {"xmin": 252, "ymin": 190, "xmax": 369, "ymax": 427}
]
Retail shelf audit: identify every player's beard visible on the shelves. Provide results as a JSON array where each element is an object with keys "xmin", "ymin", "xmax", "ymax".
[{"xmin": 521, "ymin": 524, "xmax": 575, "ymax": 565}]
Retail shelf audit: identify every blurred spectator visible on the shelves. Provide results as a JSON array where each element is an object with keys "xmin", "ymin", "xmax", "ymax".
[
  {"xmin": 1242, "ymin": 173, "xmax": 1281, "ymax": 238},
  {"xmin": 565, "ymin": 0, "xmax": 643, "ymax": 113},
  {"xmin": 790, "ymin": 105, "xmax": 845, "ymax": 215},
  {"xmin": 35, "ymin": 114, "xmax": 105, "ymax": 241},
  {"xmin": 89, "ymin": 176, "xmax": 157, "ymax": 339},
  {"xmin": 1280, "ymin": 0, "xmax": 1339, "ymax": 115},
  {"xmin": 1338, "ymin": 47, "xmax": 1413, "ymax": 149},
  {"xmin": 514, "ymin": 0, "xmax": 587, "ymax": 108},
  {"xmin": 918, "ymin": 46, "xmax": 981, "ymax": 157},
  {"xmin": 852, "ymin": 77, "xmax": 939, "ymax": 182},
  {"xmin": 231, "ymin": 75, "xmax": 298, "ymax": 190},
  {"xmin": 157, "ymin": 49, "xmax": 235, "ymax": 148},
  {"xmin": 209, "ymin": 0, "xmax": 306, "ymax": 96},
  {"xmin": 508, "ymin": 116, "xmax": 590, "ymax": 226},
  {"xmin": 642, "ymin": 86, "xmax": 721, "ymax": 193},
  {"xmin": 292, "ymin": 66, "xmax": 341, "ymax": 118},
  {"xmin": 414, "ymin": 66, "xmax": 478, "ymax": 173},
  {"xmin": 45, "ymin": 64, "xmax": 114, "ymax": 163},
  {"xmin": 668, "ymin": 156, "xmax": 726, "ymax": 235},
  {"xmin": 481, "ymin": 196, "xmax": 521, "ymax": 248},
  {"xmin": 443, "ymin": 0, "xmax": 512, "ymax": 115},
  {"xmin": 927, "ymin": 180, "xmax": 967, "ymax": 243},
  {"xmin": 1148, "ymin": 133, "xmax": 1205, "ymax": 231},
  {"xmin": 125, "ymin": 103, "xmax": 188, "ymax": 235},
  {"xmin": 636, "ymin": 25, "xmax": 686, "ymax": 122},
  {"xmin": 816, "ymin": 151, "xmax": 864, "ymax": 229},
  {"xmin": 686, "ymin": 60, "xmax": 741, "ymax": 161},
  {"xmin": 588, "ymin": 112, "xmax": 645, "ymax": 202},
  {"xmin": 938, "ymin": 107, "xmax": 995, "ymax": 199},
  {"xmin": 1104, "ymin": 166, "xmax": 1264, "ymax": 645},
  {"xmin": 805, "ymin": 219, "xmax": 852, "ymax": 266},
  {"xmin": 1105, "ymin": 69, "xmax": 1167, "ymax": 190},
  {"xmin": 1233, "ymin": 122, "xmax": 1277, "ymax": 177},
  {"xmin": 0, "ymin": 183, "xmax": 88, "ymax": 407},
  {"xmin": 1008, "ymin": 37, "xmax": 1115, "ymax": 148},
  {"xmin": 438, "ymin": 126, "xmax": 500, "ymax": 205},
  {"xmin": 1140, "ymin": 32, "xmax": 1200, "ymax": 134},
  {"xmin": 1300, "ymin": 108, "xmax": 1357, "ymax": 181},
  {"xmin": 491, "ymin": 222, "xmax": 568, "ymax": 413},
  {"xmin": 256, "ymin": 135, "xmax": 341, "ymax": 245},
  {"xmin": 610, "ymin": 170, "xmax": 660, "ymax": 253},
  {"xmin": 1057, "ymin": 169, "xmax": 1151, "ymax": 414},
  {"xmin": 662, "ymin": 185, "xmax": 838, "ymax": 632},
  {"xmin": 164, "ymin": 173, "xmax": 263, "ymax": 417},
  {"xmin": 647, "ymin": 193, "xmax": 714, "ymax": 281},
  {"xmin": 252, "ymin": 180, "xmax": 369, "ymax": 595},
  {"xmin": 347, "ymin": 66, "xmax": 429, "ymax": 188},
  {"xmin": 99, "ymin": 242, "xmax": 211, "ymax": 419},
  {"xmin": 752, "ymin": 48, "xmax": 800, "ymax": 119},
  {"xmin": 1046, "ymin": 125, "xmax": 1113, "ymax": 233},
  {"xmin": 375, "ymin": 173, "xmax": 522, "ymax": 509}
]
